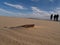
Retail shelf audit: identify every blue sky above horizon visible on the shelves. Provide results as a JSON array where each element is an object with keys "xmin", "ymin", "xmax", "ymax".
[{"xmin": 0, "ymin": 0, "xmax": 60, "ymax": 19}]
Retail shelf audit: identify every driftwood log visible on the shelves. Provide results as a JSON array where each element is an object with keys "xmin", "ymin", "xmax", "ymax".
[
  {"xmin": 9, "ymin": 24, "xmax": 35, "ymax": 29},
  {"xmin": 20, "ymin": 24, "xmax": 35, "ymax": 28}
]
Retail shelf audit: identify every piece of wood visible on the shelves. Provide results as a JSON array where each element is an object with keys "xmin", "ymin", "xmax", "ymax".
[
  {"xmin": 9, "ymin": 24, "xmax": 35, "ymax": 29},
  {"xmin": 20, "ymin": 24, "xmax": 35, "ymax": 28}
]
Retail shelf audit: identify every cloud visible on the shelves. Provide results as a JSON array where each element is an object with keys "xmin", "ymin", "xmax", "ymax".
[
  {"xmin": 49, "ymin": 0, "xmax": 54, "ymax": 2},
  {"xmin": 48, "ymin": 7, "xmax": 60, "ymax": 19},
  {"xmin": 55, "ymin": 8, "xmax": 60, "ymax": 19},
  {"xmin": 54, "ymin": 8, "xmax": 60, "ymax": 20},
  {"xmin": 0, "ymin": 8, "xmax": 14, "ymax": 14},
  {"xmin": 0, "ymin": 8, "xmax": 32, "ymax": 18},
  {"xmin": 31, "ymin": 7, "xmax": 50, "ymax": 19},
  {"xmin": 31, "ymin": 7, "xmax": 60, "ymax": 20},
  {"xmin": 48, "ymin": 7, "xmax": 60, "ymax": 20},
  {"xmin": 4, "ymin": 2, "xmax": 26, "ymax": 9},
  {"xmin": 32, "ymin": 0, "xmax": 54, "ymax": 2},
  {"xmin": 0, "ymin": 5, "xmax": 60, "ymax": 20},
  {"xmin": 0, "ymin": 8, "xmax": 22, "ymax": 16},
  {"xmin": 48, "ymin": 7, "xmax": 60, "ymax": 15}
]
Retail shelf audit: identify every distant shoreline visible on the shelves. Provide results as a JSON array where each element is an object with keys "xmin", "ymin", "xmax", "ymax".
[{"xmin": 0, "ymin": 16, "xmax": 60, "ymax": 22}]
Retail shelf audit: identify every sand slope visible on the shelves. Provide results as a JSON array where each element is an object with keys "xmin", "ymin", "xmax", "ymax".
[{"xmin": 0, "ymin": 16, "xmax": 60, "ymax": 45}]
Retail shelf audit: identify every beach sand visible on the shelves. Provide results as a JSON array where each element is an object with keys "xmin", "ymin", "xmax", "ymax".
[{"xmin": 0, "ymin": 16, "xmax": 60, "ymax": 45}]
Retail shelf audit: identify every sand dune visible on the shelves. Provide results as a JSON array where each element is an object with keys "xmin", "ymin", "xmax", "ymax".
[{"xmin": 0, "ymin": 16, "xmax": 60, "ymax": 45}]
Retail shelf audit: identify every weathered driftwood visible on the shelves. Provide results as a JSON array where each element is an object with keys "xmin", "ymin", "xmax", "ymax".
[
  {"xmin": 9, "ymin": 24, "xmax": 35, "ymax": 29},
  {"xmin": 20, "ymin": 24, "xmax": 35, "ymax": 28}
]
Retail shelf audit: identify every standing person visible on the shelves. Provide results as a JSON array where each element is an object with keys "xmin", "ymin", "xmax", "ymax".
[
  {"xmin": 50, "ymin": 14, "xmax": 53, "ymax": 20},
  {"xmin": 54, "ymin": 14, "xmax": 56, "ymax": 21},
  {"xmin": 56, "ymin": 14, "xmax": 59, "ymax": 21}
]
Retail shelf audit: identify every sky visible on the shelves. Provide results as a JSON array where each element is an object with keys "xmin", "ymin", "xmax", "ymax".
[{"xmin": 0, "ymin": 0, "xmax": 60, "ymax": 20}]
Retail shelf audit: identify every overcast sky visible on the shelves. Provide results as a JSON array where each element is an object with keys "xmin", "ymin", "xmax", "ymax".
[{"xmin": 0, "ymin": 0, "xmax": 60, "ymax": 20}]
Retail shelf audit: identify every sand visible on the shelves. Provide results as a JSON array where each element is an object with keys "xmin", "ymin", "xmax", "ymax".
[{"xmin": 0, "ymin": 16, "xmax": 60, "ymax": 45}]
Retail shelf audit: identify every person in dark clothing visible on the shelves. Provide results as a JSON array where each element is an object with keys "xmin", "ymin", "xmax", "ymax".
[
  {"xmin": 54, "ymin": 14, "xmax": 56, "ymax": 21},
  {"xmin": 50, "ymin": 14, "xmax": 53, "ymax": 20},
  {"xmin": 56, "ymin": 14, "xmax": 59, "ymax": 21}
]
